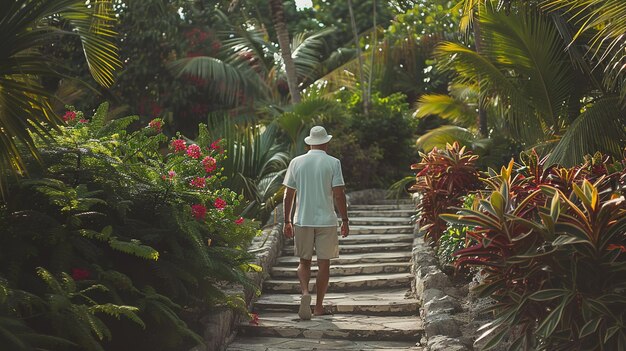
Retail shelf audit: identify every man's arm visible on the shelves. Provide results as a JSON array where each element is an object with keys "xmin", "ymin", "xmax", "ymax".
[
  {"xmin": 332, "ymin": 186, "xmax": 349, "ymax": 237},
  {"xmin": 283, "ymin": 186, "xmax": 296, "ymax": 238}
]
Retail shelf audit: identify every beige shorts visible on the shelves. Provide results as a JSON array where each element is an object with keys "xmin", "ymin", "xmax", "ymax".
[{"xmin": 294, "ymin": 226, "xmax": 339, "ymax": 260}]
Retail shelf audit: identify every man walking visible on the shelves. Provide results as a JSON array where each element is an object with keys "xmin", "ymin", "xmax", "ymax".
[{"xmin": 282, "ymin": 126, "xmax": 349, "ymax": 320}]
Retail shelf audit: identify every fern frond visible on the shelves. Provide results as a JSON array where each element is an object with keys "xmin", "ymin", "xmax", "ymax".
[{"xmin": 89, "ymin": 304, "xmax": 145, "ymax": 329}]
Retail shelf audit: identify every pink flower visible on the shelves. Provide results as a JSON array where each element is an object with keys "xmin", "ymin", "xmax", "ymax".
[
  {"xmin": 201, "ymin": 156, "xmax": 217, "ymax": 173},
  {"xmin": 189, "ymin": 177, "xmax": 206, "ymax": 188},
  {"xmin": 249, "ymin": 312, "xmax": 259, "ymax": 325},
  {"xmin": 186, "ymin": 144, "xmax": 202, "ymax": 159},
  {"xmin": 191, "ymin": 204, "xmax": 207, "ymax": 220},
  {"xmin": 71, "ymin": 268, "xmax": 90, "ymax": 281},
  {"xmin": 235, "ymin": 217, "xmax": 244, "ymax": 225},
  {"xmin": 214, "ymin": 197, "xmax": 227, "ymax": 211},
  {"xmin": 162, "ymin": 170, "xmax": 176, "ymax": 181},
  {"xmin": 79, "ymin": 119, "xmax": 89, "ymax": 124},
  {"xmin": 149, "ymin": 119, "xmax": 163, "ymax": 132},
  {"xmin": 63, "ymin": 111, "xmax": 77, "ymax": 122},
  {"xmin": 171, "ymin": 139, "xmax": 187, "ymax": 152},
  {"xmin": 211, "ymin": 138, "xmax": 222, "ymax": 150}
]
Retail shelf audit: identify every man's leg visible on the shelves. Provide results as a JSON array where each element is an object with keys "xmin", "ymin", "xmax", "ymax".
[
  {"xmin": 297, "ymin": 258, "xmax": 312, "ymax": 295},
  {"xmin": 313, "ymin": 226, "xmax": 338, "ymax": 315},
  {"xmin": 314, "ymin": 258, "xmax": 330, "ymax": 315},
  {"xmin": 294, "ymin": 226, "xmax": 314, "ymax": 320}
]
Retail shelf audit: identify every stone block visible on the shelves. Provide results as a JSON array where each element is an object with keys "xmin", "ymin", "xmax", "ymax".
[
  {"xmin": 424, "ymin": 296, "xmax": 461, "ymax": 316},
  {"xmin": 422, "ymin": 289, "xmax": 445, "ymax": 303},
  {"xmin": 427, "ymin": 335, "xmax": 470, "ymax": 351},
  {"xmin": 424, "ymin": 313, "xmax": 461, "ymax": 337}
]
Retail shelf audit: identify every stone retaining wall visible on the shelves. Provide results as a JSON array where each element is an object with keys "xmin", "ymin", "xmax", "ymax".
[
  {"xmin": 411, "ymin": 194, "xmax": 472, "ymax": 351},
  {"xmin": 193, "ymin": 208, "xmax": 285, "ymax": 351}
]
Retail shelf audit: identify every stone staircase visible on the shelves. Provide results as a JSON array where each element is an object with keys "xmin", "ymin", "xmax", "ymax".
[{"xmin": 227, "ymin": 200, "xmax": 424, "ymax": 350}]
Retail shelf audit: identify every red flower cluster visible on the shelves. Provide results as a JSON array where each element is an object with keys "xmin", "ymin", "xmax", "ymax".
[
  {"xmin": 63, "ymin": 111, "xmax": 77, "ymax": 122},
  {"xmin": 171, "ymin": 139, "xmax": 187, "ymax": 152},
  {"xmin": 191, "ymin": 204, "xmax": 207, "ymax": 220},
  {"xmin": 214, "ymin": 197, "xmax": 227, "ymax": 211},
  {"xmin": 187, "ymin": 144, "xmax": 202, "ymax": 159},
  {"xmin": 235, "ymin": 217, "xmax": 244, "ymax": 225},
  {"xmin": 190, "ymin": 177, "xmax": 206, "ymax": 188},
  {"xmin": 202, "ymin": 156, "xmax": 217, "ymax": 173},
  {"xmin": 71, "ymin": 268, "xmax": 90, "ymax": 281},
  {"xmin": 79, "ymin": 119, "xmax": 89, "ymax": 124},
  {"xmin": 149, "ymin": 119, "xmax": 163, "ymax": 133},
  {"xmin": 211, "ymin": 138, "xmax": 222, "ymax": 151}
]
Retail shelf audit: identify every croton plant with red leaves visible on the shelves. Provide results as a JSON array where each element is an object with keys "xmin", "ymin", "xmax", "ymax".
[
  {"xmin": 409, "ymin": 142, "xmax": 481, "ymax": 245},
  {"xmin": 440, "ymin": 151, "xmax": 626, "ymax": 350}
]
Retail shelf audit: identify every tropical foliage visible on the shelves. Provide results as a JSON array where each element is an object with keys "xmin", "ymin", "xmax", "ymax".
[
  {"xmin": 0, "ymin": 104, "xmax": 258, "ymax": 350},
  {"xmin": 0, "ymin": 0, "xmax": 121, "ymax": 196},
  {"xmin": 414, "ymin": 2, "xmax": 625, "ymax": 166},
  {"xmin": 428, "ymin": 150, "xmax": 626, "ymax": 350}
]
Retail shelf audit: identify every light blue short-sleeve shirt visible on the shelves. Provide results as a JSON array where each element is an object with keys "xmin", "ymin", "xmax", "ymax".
[{"xmin": 283, "ymin": 149, "xmax": 345, "ymax": 227}]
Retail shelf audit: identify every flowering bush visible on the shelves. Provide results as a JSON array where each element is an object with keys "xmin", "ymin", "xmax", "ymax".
[{"xmin": 0, "ymin": 103, "xmax": 258, "ymax": 350}]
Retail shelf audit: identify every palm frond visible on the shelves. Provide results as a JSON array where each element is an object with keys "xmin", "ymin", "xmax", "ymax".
[
  {"xmin": 543, "ymin": 0, "xmax": 626, "ymax": 101},
  {"xmin": 480, "ymin": 6, "xmax": 573, "ymax": 128},
  {"xmin": 0, "ymin": 0, "xmax": 121, "ymax": 198},
  {"xmin": 414, "ymin": 94, "xmax": 478, "ymax": 128},
  {"xmin": 291, "ymin": 28, "xmax": 335, "ymax": 82},
  {"xmin": 416, "ymin": 125, "xmax": 478, "ymax": 152},
  {"xmin": 547, "ymin": 97, "xmax": 626, "ymax": 166},
  {"xmin": 168, "ymin": 56, "xmax": 269, "ymax": 106}
]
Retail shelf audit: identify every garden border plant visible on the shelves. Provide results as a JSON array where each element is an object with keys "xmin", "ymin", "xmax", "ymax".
[
  {"xmin": 0, "ymin": 103, "xmax": 260, "ymax": 351},
  {"xmin": 411, "ymin": 143, "xmax": 626, "ymax": 351}
]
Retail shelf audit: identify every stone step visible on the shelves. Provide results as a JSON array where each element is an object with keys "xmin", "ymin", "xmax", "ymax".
[
  {"xmin": 271, "ymin": 262, "xmax": 411, "ymax": 278},
  {"xmin": 227, "ymin": 336, "xmax": 423, "ymax": 350},
  {"xmin": 282, "ymin": 241, "xmax": 413, "ymax": 255},
  {"xmin": 350, "ymin": 225, "xmax": 414, "ymax": 234},
  {"xmin": 238, "ymin": 312, "xmax": 424, "ymax": 341},
  {"xmin": 349, "ymin": 204, "xmax": 414, "ymax": 211},
  {"xmin": 284, "ymin": 233, "xmax": 414, "ymax": 247},
  {"xmin": 263, "ymin": 273, "xmax": 413, "ymax": 293},
  {"xmin": 347, "ymin": 217, "xmax": 412, "ymax": 225},
  {"xmin": 275, "ymin": 251, "xmax": 413, "ymax": 266},
  {"xmin": 348, "ymin": 209, "xmax": 415, "ymax": 218},
  {"xmin": 253, "ymin": 289, "xmax": 419, "ymax": 316}
]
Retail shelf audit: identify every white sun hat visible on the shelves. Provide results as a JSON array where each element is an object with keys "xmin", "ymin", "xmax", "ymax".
[{"xmin": 304, "ymin": 126, "xmax": 333, "ymax": 145}]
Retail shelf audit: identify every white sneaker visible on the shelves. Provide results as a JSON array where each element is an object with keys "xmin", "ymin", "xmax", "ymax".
[{"xmin": 298, "ymin": 295, "xmax": 312, "ymax": 320}]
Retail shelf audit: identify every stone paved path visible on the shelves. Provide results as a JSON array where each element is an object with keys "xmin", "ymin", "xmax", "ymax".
[{"xmin": 228, "ymin": 200, "xmax": 424, "ymax": 350}]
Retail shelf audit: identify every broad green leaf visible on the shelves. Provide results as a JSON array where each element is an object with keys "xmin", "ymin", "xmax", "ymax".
[
  {"xmin": 552, "ymin": 234, "xmax": 592, "ymax": 246},
  {"xmin": 579, "ymin": 318, "xmax": 602, "ymax": 338},
  {"xmin": 529, "ymin": 289, "xmax": 568, "ymax": 301}
]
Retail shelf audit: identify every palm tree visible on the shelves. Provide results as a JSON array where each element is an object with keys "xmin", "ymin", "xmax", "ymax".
[
  {"xmin": 543, "ymin": 0, "xmax": 626, "ymax": 103},
  {"xmin": 0, "ymin": 0, "xmax": 121, "ymax": 197},
  {"xmin": 416, "ymin": 5, "xmax": 625, "ymax": 165},
  {"xmin": 269, "ymin": 0, "xmax": 301, "ymax": 103}
]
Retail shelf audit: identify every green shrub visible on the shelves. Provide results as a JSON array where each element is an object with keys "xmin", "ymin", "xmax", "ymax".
[
  {"xmin": 0, "ymin": 103, "xmax": 258, "ymax": 350},
  {"xmin": 328, "ymin": 91, "xmax": 417, "ymax": 189},
  {"xmin": 437, "ymin": 194, "xmax": 475, "ymax": 266}
]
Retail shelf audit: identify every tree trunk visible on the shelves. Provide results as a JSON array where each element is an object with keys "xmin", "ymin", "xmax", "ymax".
[
  {"xmin": 347, "ymin": 0, "xmax": 368, "ymax": 114},
  {"xmin": 473, "ymin": 10, "xmax": 488, "ymax": 137},
  {"xmin": 367, "ymin": 0, "xmax": 376, "ymax": 107},
  {"xmin": 269, "ymin": 0, "xmax": 301, "ymax": 103}
]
